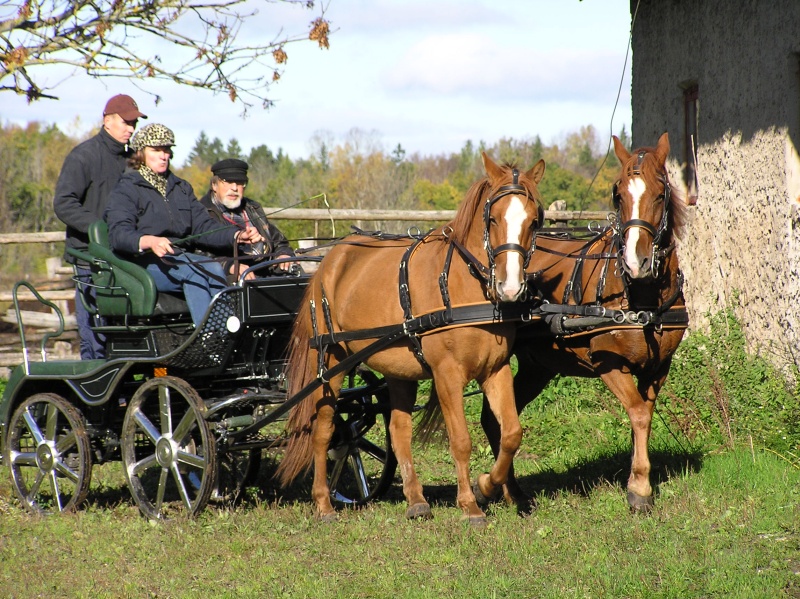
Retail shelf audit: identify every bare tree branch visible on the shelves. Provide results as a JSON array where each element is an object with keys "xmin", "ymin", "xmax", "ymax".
[{"xmin": 0, "ymin": 0, "xmax": 331, "ymax": 110}]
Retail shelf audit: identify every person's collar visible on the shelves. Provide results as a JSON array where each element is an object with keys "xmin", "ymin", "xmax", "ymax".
[{"xmin": 98, "ymin": 127, "xmax": 127, "ymax": 154}]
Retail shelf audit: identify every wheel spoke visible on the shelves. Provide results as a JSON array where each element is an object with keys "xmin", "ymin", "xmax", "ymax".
[
  {"xmin": 133, "ymin": 409, "xmax": 161, "ymax": 444},
  {"xmin": 355, "ymin": 437, "xmax": 387, "ymax": 463},
  {"xmin": 131, "ymin": 452, "xmax": 158, "ymax": 476},
  {"xmin": 170, "ymin": 464, "xmax": 192, "ymax": 508},
  {"xmin": 176, "ymin": 449, "xmax": 205, "ymax": 470},
  {"xmin": 22, "ymin": 409, "xmax": 45, "ymax": 445},
  {"xmin": 49, "ymin": 470, "xmax": 63, "ymax": 511},
  {"xmin": 347, "ymin": 451, "xmax": 370, "ymax": 499},
  {"xmin": 55, "ymin": 431, "xmax": 77, "ymax": 455},
  {"xmin": 155, "ymin": 467, "xmax": 169, "ymax": 514},
  {"xmin": 172, "ymin": 410, "xmax": 198, "ymax": 447},
  {"xmin": 10, "ymin": 451, "xmax": 37, "ymax": 468},
  {"xmin": 27, "ymin": 470, "xmax": 45, "ymax": 499},
  {"xmin": 44, "ymin": 402, "xmax": 59, "ymax": 440},
  {"xmin": 158, "ymin": 385, "xmax": 173, "ymax": 435},
  {"xmin": 328, "ymin": 454, "xmax": 347, "ymax": 492},
  {"xmin": 54, "ymin": 459, "xmax": 80, "ymax": 484}
]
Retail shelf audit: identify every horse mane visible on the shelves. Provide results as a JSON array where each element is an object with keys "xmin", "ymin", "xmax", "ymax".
[
  {"xmin": 448, "ymin": 176, "xmax": 492, "ymax": 246},
  {"xmin": 620, "ymin": 146, "xmax": 689, "ymax": 242},
  {"xmin": 449, "ymin": 162, "xmax": 535, "ymax": 246}
]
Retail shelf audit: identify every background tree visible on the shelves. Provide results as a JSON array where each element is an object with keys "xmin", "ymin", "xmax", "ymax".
[{"xmin": 1, "ymin": 0, "xmax": 331, "ymax": 111}]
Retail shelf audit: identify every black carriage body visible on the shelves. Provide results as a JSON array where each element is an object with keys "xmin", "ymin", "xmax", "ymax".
[{"xmin": 0, "ymin": 276, "xmax": 309, "ymax": 464}]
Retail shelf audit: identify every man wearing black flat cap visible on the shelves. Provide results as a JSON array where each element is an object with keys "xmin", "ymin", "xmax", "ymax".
[{"xmin": 200, "ymin": 158, "xmax": 295, "ymax": 281}]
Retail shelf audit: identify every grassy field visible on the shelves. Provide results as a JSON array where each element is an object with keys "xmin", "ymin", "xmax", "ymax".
[{"xmin": 0, "ymin": 311, "xmax": 799, "ymax": 598}]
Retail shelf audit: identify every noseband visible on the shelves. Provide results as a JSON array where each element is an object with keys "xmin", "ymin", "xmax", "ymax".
[
  {"xmin": 482, "ymin": 168, "xmax": 542, "ymax": 273},
  {"xmin": 612, "ymin": 151, "xmax": 671, "ymax": 278}
]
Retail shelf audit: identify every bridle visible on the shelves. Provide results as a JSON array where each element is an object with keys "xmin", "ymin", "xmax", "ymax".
[
  {"xmin": 481, "ymin": 167, "xmax": 543, "ymax": 277},
  {"xmin": 611, "ymin": 151, "xmax": 672, "ymax": 279}
]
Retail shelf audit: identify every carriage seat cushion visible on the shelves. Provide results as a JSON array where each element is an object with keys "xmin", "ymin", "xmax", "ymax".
[{"xmin": 87, "ymin": 220, "xmax": 188, "ymax": 318}]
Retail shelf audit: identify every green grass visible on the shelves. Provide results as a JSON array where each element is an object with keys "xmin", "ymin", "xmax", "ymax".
[
  {"xmin": 0, "ymin": 449, "xmax": 797, "ymax": 599},
  {"xmin": 0, "ymin": 309, "xmax": 799, "ymax": 598}
]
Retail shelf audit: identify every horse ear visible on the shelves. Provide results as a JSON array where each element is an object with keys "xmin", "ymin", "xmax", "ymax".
[
  {"xmin": 613, "ymin": 135, "xmax": 631, "ymax": 165},
  {"xmin": 654, "ymin": 132, "xmax": 670, "ymax": 164},
  {"xmin": 525, "ymin": 159, "xmax": 546, "ymax": 185},
  {"xmin": 481, "ymin": 152, "xmax": 504, "ymax": 183}
]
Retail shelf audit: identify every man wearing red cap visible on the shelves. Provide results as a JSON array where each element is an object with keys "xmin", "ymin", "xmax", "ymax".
[{"xmin": 54, "ymin": 94, "xmax": 147, "ymax": 359}]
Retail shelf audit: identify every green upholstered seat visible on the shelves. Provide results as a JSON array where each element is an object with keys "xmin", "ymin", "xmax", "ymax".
[{"xmin": 87, "ymin": 220, "xmax": 158, "ymax": 317}]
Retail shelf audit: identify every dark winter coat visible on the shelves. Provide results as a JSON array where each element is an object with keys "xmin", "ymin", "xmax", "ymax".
[
  {"xmin": 105, "ymin": 170, "xmax": 237, "ymax": 257},
  {"xmin": 54, "ymin": 128, "xmax": 130, "ymax": 264}
]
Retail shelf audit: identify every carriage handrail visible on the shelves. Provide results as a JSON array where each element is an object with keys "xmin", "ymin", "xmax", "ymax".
[{"xmin": 11, "ymin": 280, "xmax": 67, "ymax": 372}]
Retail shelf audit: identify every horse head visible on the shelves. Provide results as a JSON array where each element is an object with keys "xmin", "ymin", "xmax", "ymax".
[
  {"xmin": 612, "ymin": 132, "xmax": 675, "ymax": 280},
  {"xmin": 479, "ymin": 152, "xmax": 546, "ymax": 302}
]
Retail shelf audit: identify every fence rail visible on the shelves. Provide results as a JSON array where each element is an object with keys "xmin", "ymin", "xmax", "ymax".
[{"xmin": 0, "ymin": 208, "xmax": 612, "ymax": 246}]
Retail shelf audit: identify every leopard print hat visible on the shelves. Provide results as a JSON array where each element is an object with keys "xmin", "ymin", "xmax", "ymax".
[{"xmin": 130, "ymin": 123, "xmax": 175, "ymax": 151}]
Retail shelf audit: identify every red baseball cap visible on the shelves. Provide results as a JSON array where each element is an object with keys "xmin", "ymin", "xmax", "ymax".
[{"xmin": 103, "ymin": 94, "xmax": 147, "ymax": 121}]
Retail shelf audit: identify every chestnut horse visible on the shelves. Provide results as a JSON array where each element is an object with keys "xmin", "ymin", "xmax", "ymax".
[
  {"xmin": 277, "ymin": 153, "xmax": 545, "ymax": 525},
  {"xmin": 478, "ymin": 132, "xmax": 689, "ymax": 512}
]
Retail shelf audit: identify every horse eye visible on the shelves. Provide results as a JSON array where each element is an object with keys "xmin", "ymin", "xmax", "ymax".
[{"xmin": 489, "ymin": 217, "xmax": 498, "ymax": 226}]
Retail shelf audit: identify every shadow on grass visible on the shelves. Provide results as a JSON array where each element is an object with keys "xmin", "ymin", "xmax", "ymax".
[
  {"xmin": 77, "ymin": 447, "xmax": 704, "ymax": 517},
  {"xmin": 512, "ymin": 448, "xmax": 705, "ymax": 503}
]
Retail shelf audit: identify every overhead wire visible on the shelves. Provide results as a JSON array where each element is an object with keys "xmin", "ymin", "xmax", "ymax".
[{"xmin": 580, "ymin": 0, "xmax": 642, "ymax": 208}]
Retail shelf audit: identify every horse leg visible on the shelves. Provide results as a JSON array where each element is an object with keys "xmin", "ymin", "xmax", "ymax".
[
  {"xmin": 433, "ymin": 372, "xmax": 487, "ymax": 527},
  {"xmin": 480, "ymin": 349, "xmax": 550, "ymax": 508},
  {"xmin": 474, "ymin": 363, "xmax": 522, "ymax": 505},
  {"xmin": 309, "ymin": 376, "xmax": 344, "ymax": 521},
  {"xmin": 386, "ymin": 378, "xmax": 431, "ymax": 520},
  {"xmin": 599, "ymin": 363, "xmax": 669, "ymax": 514}
]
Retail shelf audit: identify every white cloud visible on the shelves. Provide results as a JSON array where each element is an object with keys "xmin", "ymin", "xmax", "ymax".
[{"xmin": 384, "ymin": 32, "xmax": 626, "ymax": 104}]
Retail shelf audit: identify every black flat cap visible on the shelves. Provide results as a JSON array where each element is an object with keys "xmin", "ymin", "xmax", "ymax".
[{"xmin": 211, "ymin": 158, "xmax": 249, "ymax": 183}]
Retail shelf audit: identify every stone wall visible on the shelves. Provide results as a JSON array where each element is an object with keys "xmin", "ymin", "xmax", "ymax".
[{"xmin": 630, "ymin": 0, "xmax": 800, "ymax": 376}]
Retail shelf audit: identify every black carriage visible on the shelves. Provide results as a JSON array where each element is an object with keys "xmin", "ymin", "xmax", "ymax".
[{"xmin": 0, "ymin": 221, "xmax": 396, "ymax": 519}]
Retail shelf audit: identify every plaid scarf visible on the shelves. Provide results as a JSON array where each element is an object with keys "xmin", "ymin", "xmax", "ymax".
[
  {"xmin": 138, "ymin": 165, "xmax": 168, "ymax": 197},
  {"xmin": 213, "ymin": 198, "xmax": 266, "ymax": 256}
]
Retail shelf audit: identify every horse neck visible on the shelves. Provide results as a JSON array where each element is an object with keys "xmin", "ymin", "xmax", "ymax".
[
  {"xmin": 533, "ymin": 230, "xmax": 683, "ymax": 310},
  {"xmin": 625, "ymin": 248, "xmax": 683, "ymax": 309}
]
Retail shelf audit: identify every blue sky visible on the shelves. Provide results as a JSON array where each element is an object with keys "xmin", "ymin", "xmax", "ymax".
[{"xmin": 1, "ymin": 0, "xmax": 633, "ymax": 166}]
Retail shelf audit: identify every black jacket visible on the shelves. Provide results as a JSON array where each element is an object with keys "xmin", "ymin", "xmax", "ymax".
[
  {"xmin": 105, "ymin": 170, "xmax": 238, "ymax": 257},
  {"xmin": 54, "ymin": 128, "xmax": 130, "ymax": 264},
  {"xmin": 199, "ymin": 192, "xmax": 294, "ymax": 269}
]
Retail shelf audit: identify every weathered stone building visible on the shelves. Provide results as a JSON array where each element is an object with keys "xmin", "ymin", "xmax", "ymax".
[{"xmin": 630, "ymin": 0, "xmax": 800, "ymax": 376}]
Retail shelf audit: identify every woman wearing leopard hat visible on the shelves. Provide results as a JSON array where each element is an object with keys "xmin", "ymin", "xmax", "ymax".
[{"xmin": 104, "ymin": 123, "xmax": 264, "ymax": 326}]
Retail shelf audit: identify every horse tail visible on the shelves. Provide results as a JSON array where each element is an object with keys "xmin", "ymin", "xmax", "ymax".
[
  {"xmin": 275, "ymin": 286, "xmax": 320, "ymax": 487},
  {"xmin": 414, "ymin": 383, "xmax": 447, "ymax": 445}
]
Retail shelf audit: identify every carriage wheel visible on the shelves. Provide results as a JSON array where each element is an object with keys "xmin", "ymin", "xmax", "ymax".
[
  {"xmin": 6, "ymin": 393, "xmax": 92, "ymax": 514},
  {"xmin": 327, "ymin": 372, "xmax": 397, "ymax": 506},
  {"xmin": 121, "ymin": 376, "xmax": 216, "ymax": 520},
  {"xmin": 212, "ymin": 449, "xmax": 262, "ymax": 505}
]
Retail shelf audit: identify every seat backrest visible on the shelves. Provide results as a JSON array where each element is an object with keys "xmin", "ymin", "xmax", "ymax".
[{"xmin": 87, "ymin": 220, "xmax": 158, "ymax": 317}]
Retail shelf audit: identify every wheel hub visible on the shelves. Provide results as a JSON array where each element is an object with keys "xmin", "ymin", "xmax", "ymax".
[
  {"xmin": 35, "ymin": 442, "xmax": 56, "ymax": 472},
  {"xmin": 155, "ymin": 437, "xmax": 177, "ymax": 467}
]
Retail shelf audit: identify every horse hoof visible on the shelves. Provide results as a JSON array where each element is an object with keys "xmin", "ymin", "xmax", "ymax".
[
  {"xmin": 317, "ymin": 511, "xmax": 339, "ymax": 523},
  {"xmin": 472, "ymin": 477, "xmax": 500, "ymax": 507},
  {"xmin": 406, "ymin": 503, "xmax": 433, "ymax": 520},
  {"xmin": 627, "ymin": 491, "xmax": 654, "ymax": 514},
  {"xmin": 465, "ymin": 514, "xmax": 488, "ymax": 529}
]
